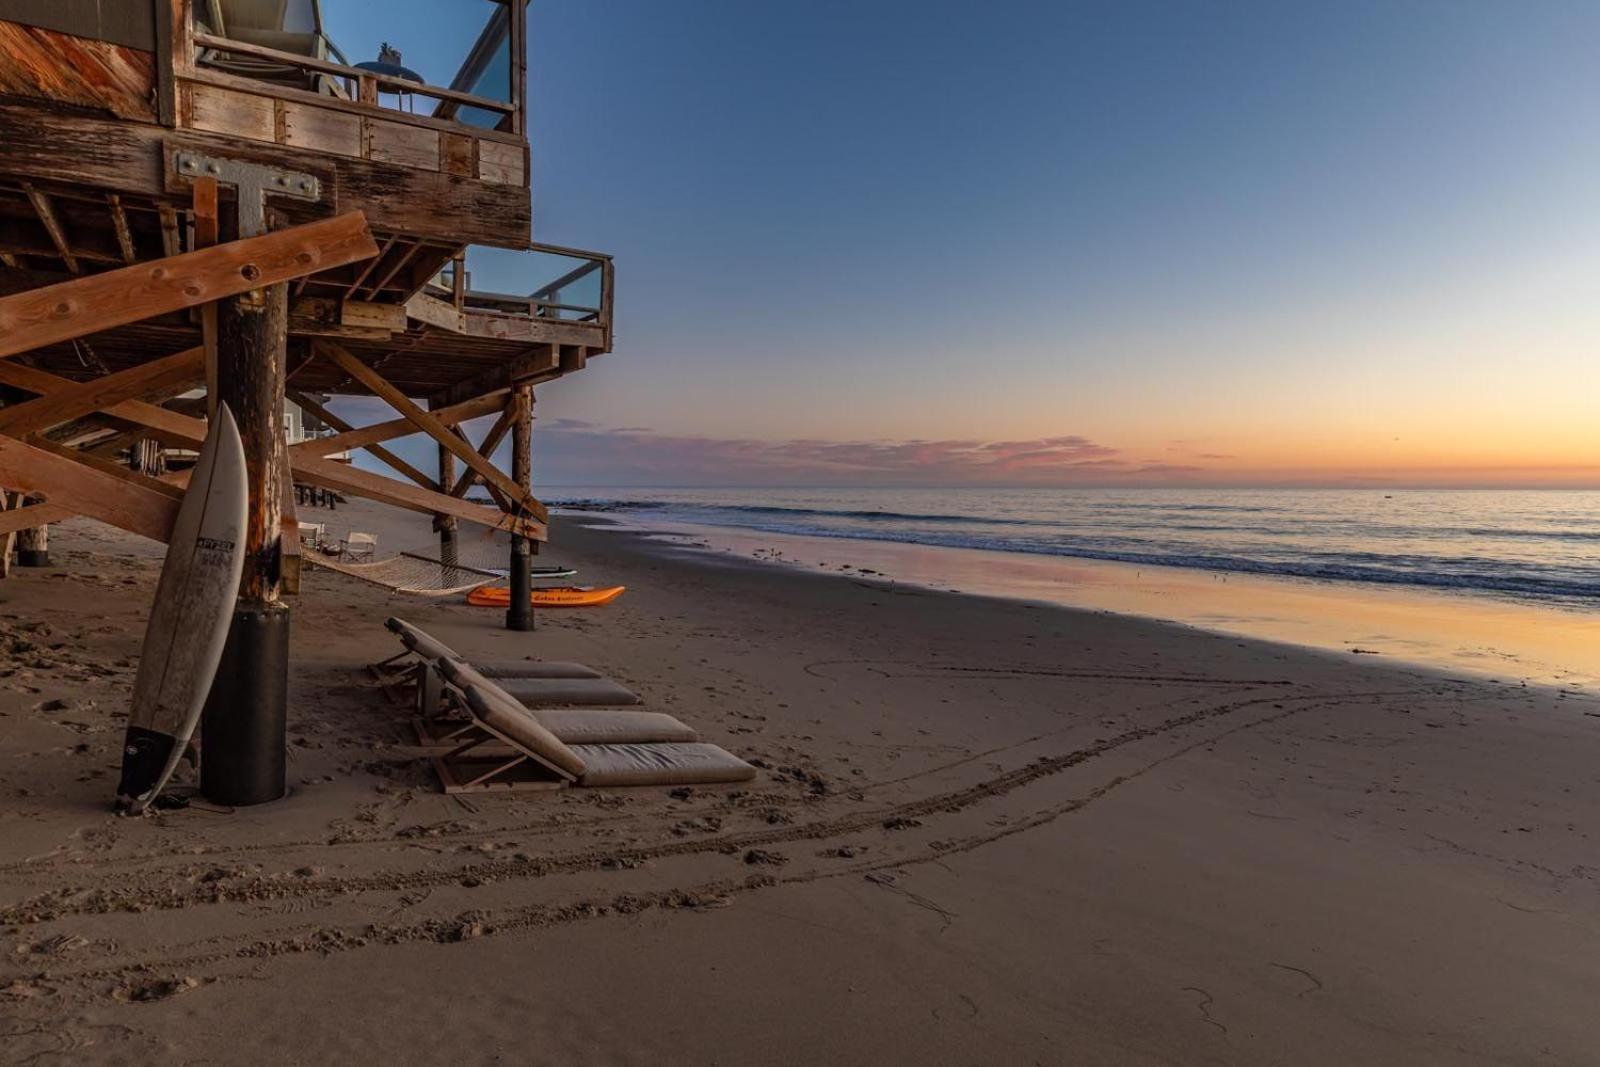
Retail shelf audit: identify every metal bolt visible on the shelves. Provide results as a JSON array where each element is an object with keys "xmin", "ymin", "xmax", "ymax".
[{"xmin": 207, "ymin": 163, "xmax": 220, "ymax": 174}]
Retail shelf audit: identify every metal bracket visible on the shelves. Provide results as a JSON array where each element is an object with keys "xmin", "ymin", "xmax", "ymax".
[{"xmin": 172, "ymin": 151, "xmax": 321, "ymax": 238}]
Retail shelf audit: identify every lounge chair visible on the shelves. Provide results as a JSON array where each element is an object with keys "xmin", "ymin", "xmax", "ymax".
[
  {"xmin": 420, "ymin": 703, "xmax": 700, "ymax": 750},
  {"xmin": 339, "ymin": 531, "xmax": 377, "ymax": 562},
  {"xmin": 382, "ymin": 617, "xmax": 640, "ymax": 715},
  {"xmin": 385, "ymin": 617, "xmax": 601, "ymax": 680},
  {"xmin": 434, "ymin": 670, "xmax": 756, "ymax": 793}
]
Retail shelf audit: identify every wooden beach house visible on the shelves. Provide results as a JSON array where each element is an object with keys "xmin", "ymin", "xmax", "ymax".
[{"xmin": 0, "ymin": 1, "xmax": 613, "ymax": 803}]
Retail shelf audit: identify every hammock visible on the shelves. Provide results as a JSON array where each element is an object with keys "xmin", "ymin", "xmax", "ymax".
[{"xmin": 306, "ymin": 545, "xmax": 505, "ymax": 597}]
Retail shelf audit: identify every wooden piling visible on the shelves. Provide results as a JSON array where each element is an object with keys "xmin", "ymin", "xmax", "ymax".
[
  {"xmin": 506, "ymin": 384, "xmax": 534, "ymax": 631},
  {"xmin": 430, "ymin": 399, "xmax": 459, "ymax": 567},
  {"xmin": 16, "ymin": 496, "xmax": 48, "ymax": 567},
  {"xmin": 201, "ymin": 281, "xmax": 289, "ymax": 806}
]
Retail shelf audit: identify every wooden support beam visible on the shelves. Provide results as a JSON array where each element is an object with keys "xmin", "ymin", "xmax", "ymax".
[
  {"xmin": 344, "ymin": 234, "xmax": 396, "ymax": 297},
  {"xmin": 0, "ymin": 435, "xmax": 179, "ymax": 542},
  {"xmin": 365, "ymin": 241, "xmax": 421, "ymax": 299},
  {"xmin": 314, "ymin": 341, "xmax": 546, "ymax": 523},
  {"xmin": 340, "ymin": 300, "xmax": 407, "ymax": 333},
  {"xmin": 0, "ymin": 492, "xmax": 14, "ymax": 578},
  {"xmin": 46, "ymin": 415, "xmax": 117, "ymax": 448},
  {"xmin": 107, "ymin": 195, "xmax": 137, "ymax": 263},
  {"xmin": 158, "ymin": 204, "xmax": 181, "ymax": 258},
  {"xmin": 430, "ymin": 399, "xmax": 459, "ymax": 563},
  {"xmin": 285, "ymin": 388, "xmax": 435, "ymax": 490},
  {"xmin": 287, "ymin": 386, "xmax": 507, "ymax": 461},
  {"xmin": 22, "ymin": 184, "xmax": 79, "ymax": 274},
  {"xmin": 280, "ymin": 458, "xmax": 301, "ymax": 596},
  {"xmin": 506, "ymin": 383, "xmax": 534, "ymax": 631},
  {"xmin": 293, "ymin": 453, "xmax": 544, "ymax": 540},
  {"xmin": 0, "ymin": 347, "xmax": 204, "ymax": 438},
  {"xmin": 192, "ymin": 178, "xmax": 221, "ymax": 419},
  {"xmin": 26, "ymin": 437, "xmax": 186, "ymax": 502},
  {"xmin": 404, "ymin": 291, "xmax": 464, "ymax": 333},
  {"xmin": 0, "ymin": 212, "xmax": 379, "ymax": 360},
  {"xmin": 192, "ymin": 176, "xmax": 220, "ymax": 249},
  {"xmin": 428, "ymin": 344, "xmax": 561, "ymax": 409},
  {"xmin": 86, "ymin": 430, "xmax": 140, "ymax": 458},
  {"xmin": 0, "ymin": 102, "xmax": 530, "ymax": 248},
  {"xmin": 447, "ymin": 407, "xmax": 514, "ymax": 498},
  {"xmin": 0, "ymin": 361, "xmax": 206, "ymax": 448},
  {"xmin": 451, "ymin": 424, "xmax": 511, "ymax": 511},
  {"xmin": 0, "ymin": 354, "xmax": 542, "ymax": 545},
  {"xmin": 218, "ymin": 283, "xmax": 289, "ymax": 605},
  {"xmin": 0, "ymin": 501, "xmax": 77, "ymax": 538},
  {"xmin": 14, "ymin": 495, "xmax": 49, "ymax": 566}
]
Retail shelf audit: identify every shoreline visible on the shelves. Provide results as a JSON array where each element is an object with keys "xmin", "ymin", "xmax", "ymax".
[
  {"xmin": 3, "ymin": 505, "xmax": 1599, "ymax": 1064},
  {"xmin": 562, "ymin": 510, "xmax": 1600, "ymax": 692}
]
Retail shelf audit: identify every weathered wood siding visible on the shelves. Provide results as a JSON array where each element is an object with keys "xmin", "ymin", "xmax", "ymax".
[
  {"xmin": 2, "ymin": 2, "xmax": 157, "ymax": 51},
  {"xmin": 174, "ymin": 78, "xmax": 527, "ymax": 188},
  {"xmin": 0, "ymin": 22, "xmax": 156, "ymax": 121},
  {"xmin": 0, "ymin": 100, "xmax": 532, "ymax": 247}
]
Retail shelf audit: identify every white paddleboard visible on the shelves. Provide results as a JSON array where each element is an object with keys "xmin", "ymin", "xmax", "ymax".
[{"xmin": 116, "ymin": 404, "xmax": 248, "ymax": 813}]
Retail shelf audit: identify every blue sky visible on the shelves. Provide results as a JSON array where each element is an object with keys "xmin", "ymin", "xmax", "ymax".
[{"xmin": 329, "ymin": 1, "xmax": 1600, "ymax": 487}]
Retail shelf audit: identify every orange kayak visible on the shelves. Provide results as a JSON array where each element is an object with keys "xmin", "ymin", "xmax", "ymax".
[{"xmin": 467, "ymin": 584, "xmax": 626, "ymax": 608}]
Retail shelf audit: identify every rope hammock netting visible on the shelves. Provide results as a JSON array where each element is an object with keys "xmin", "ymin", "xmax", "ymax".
[
  {"xmin": 303, "ymin": 524, "xmax": 516, "ymax": 596},
  {"xmin": 306, "ymin": 547, "xmax": 506, "ymax": 596}
]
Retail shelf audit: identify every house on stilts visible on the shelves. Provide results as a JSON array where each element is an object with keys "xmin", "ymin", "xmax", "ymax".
[{"xmin": 0, "ymin": 1, "xmax": 613, "ymax": 803}]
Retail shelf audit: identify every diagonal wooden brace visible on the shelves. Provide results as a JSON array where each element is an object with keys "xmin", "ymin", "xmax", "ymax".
[
  {"xmin": 312, "ymin": 340, "xmax": 548, "ymax": 524},
  {"xmin": 285, "ymin": 388, "xmax": 435, "ymax": 490},
  {"xmin": 0, "ymin": 436, "xmax": 179, "ymax": 543},
  {"xmin": 0, "ymin": 212, "xmax": 378, "ymax": 359},
  {"xmin": 0, "ymin": 361, "xmax": 542, "ymax": 542},
  {"xmin": 288, "ymin": 390, "xmax": 507, "ymax": 459},
  {"xmin": 0, "ymin": 347, "xmax": 205, "ymax": 437}
]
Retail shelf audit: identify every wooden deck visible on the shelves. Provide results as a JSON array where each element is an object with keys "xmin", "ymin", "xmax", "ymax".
[{"xmin": 0, "ymin": 2, "xmax": 611, "ymax": 550}]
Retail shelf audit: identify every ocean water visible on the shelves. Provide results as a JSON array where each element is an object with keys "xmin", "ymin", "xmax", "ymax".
[{"xmin": 550, "ymin": 488, "xmax": 1600, "ymax": 609}]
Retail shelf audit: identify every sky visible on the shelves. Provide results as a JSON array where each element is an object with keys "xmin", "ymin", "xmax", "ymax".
[{"xmin": 325, "ymin": 1, "xmax": 1600, "ymax": 488}]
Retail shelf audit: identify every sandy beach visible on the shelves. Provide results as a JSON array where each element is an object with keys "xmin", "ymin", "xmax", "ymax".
[{"xmin": 2, "ymin": 501, "xmax": 1599, "ymax": 1065}]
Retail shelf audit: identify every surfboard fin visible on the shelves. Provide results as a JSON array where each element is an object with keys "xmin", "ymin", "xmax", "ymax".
[{"xmin": 115, "ymin": 726, "xmax": 176, "ymax": 814}]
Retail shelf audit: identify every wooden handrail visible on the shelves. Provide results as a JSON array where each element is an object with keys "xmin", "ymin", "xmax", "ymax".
[
  {"xmin": 193, "ymin": 32, "xmax": 515, "ymax": 115},
  {"xmin": 527, "ymin": 241, "xmax": 614, "ymax": 261},
  {"xmin": 530, "ymin": 258, "xmax": 601, "ymax": 300}
]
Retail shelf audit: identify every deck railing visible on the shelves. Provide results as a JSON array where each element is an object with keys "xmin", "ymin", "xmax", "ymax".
[
  {"xmin": 192, "ymin": 33, "xmax": 516, "ymax": 130},
  {"xmin": 434, "ymin": 244, "xmax": 613, "ymax": 329}
]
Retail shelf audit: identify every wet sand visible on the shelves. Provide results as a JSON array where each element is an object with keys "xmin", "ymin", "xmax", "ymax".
[
  {"xmin": 2, "ymin": 501, "xmax": 1599, "ymax": 1065},
  {"xmin": 608, "ymin": 515, "xmax": 1600, "ymax": 691}
]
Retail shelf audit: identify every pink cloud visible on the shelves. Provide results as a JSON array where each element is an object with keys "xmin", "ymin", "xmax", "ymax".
[{"xmin": 529, "ymin": 423, "xmax": 1207, "ymax": 486}]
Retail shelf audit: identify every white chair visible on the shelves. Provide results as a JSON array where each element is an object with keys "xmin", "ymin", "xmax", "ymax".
[{"xmin": 340, "ymin": 531, "xmax": 376, "ymax": 562}]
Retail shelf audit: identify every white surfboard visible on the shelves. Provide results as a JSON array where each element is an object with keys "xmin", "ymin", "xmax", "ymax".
[{"xmin": 116, "ymin": 404, "xmax": 248, "ymax": 813}]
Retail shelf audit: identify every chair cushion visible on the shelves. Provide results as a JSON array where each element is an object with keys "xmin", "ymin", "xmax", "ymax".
[
  {"xmin": 571, "ymin": 743, "xmax": 756, "ymax": 787},
  {"xmin": 532, "ymin": 709, "xmax": 698, "ymax": 745},
  {"xmin": 387, "ymin": 618, "xmax": 603, "ymax": 680},
  {"xmin": 478, "ymin": 661, "xmax": 603, "ymax": 680},
  {"xmin": 490, "ymin": 676, "xmax": 641, "ymax": 707}
]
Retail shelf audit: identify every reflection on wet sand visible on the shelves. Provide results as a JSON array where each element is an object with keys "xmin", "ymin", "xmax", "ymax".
[{"xmin": 620, "ymin": 518, "xmax": 1600, "ymax": 691}]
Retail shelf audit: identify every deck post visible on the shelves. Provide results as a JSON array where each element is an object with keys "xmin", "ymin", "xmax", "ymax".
[
  {"xmin": 506, "ymin": 384, "xmax": 534, "ymax": 631},
  {"xmin": 201, "ymin": 282, "xmax": 289, "ymax": 807},
  {"xmin": 429, "ymin": 399, "xmax": 459, "ymax": 566},
  {"xmin": 16, "ymin": 497, "xmax": 48, "ymax": 567}
]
